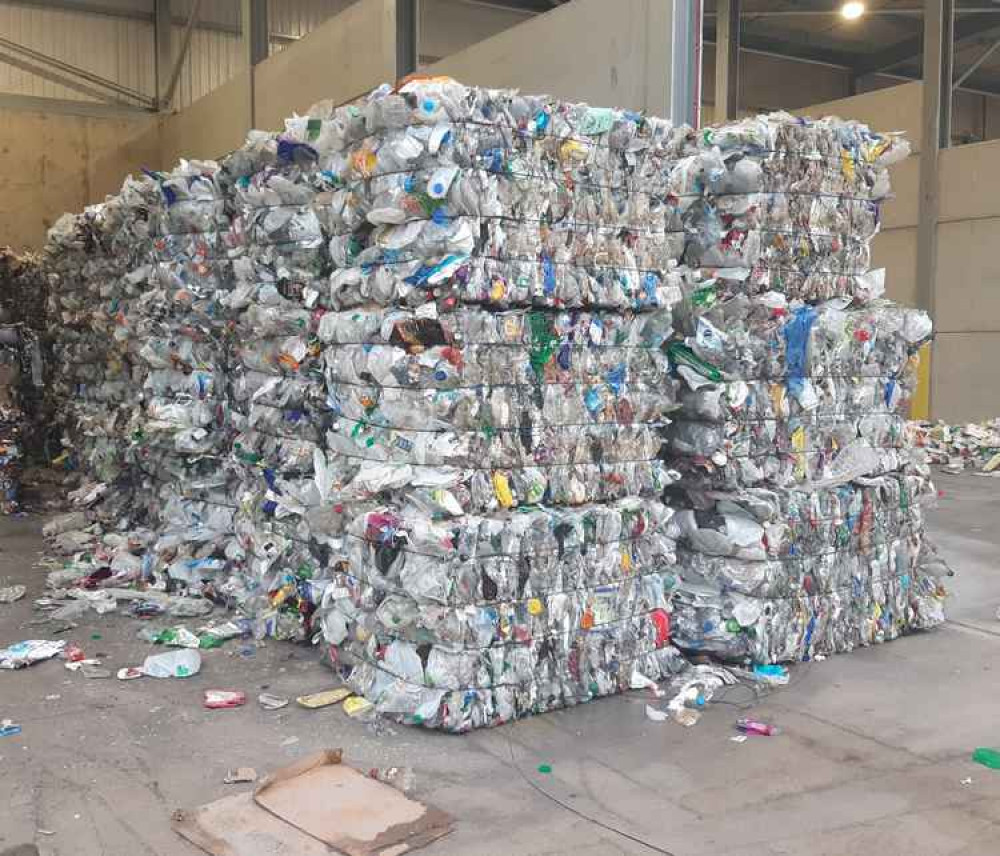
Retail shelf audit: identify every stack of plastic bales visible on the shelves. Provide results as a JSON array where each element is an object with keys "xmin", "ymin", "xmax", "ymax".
[
  {"xmin": 0, "ymin": 248, "xmax": 45, "ymax": 510},
  {"xmin": 222, "ymin": 130, "xmax": 335, "ymax": 639},
  {"xmin": 665, "ymin": 114, "xmax": 946, "ymax": 662},
  {"xmin": 0, "ymin": 249, "xmax": 47, "ymax": 461},
  {"xmin": 45, "ymin": 196, "xmax": 138, "ymax": 491},
  {"xmin": 0, "ymin": 325, "xmax": 25, "ymax": 513},
  {"xmin": 0, "ymin": 246, "xmax": 47, "ymax": 327},
  {"xmin": 125, "ymin": 160, "xmax": 239, "ymax": 597},
  {"xmin": 304, "ymin": 80, "xmax": 691, "ymax": 730},
  {"xmin": 37, "ymin": 80, "xmax": 949, "ymax": 729}
]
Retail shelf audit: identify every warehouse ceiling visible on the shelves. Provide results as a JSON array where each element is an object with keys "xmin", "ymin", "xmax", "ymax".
[
  {"xmin": 4, "ymin": 0, "xmax": 1000, "ymax": 101},
  {"xmin": 703, "ymin": 0, "xmax": 1000, "ymax": 94}
]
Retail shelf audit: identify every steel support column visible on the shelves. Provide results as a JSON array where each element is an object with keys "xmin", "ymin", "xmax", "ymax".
[
  {"xmin": 241, "ymin": 0, "xmax": 266, "ymax": 127},
  {"xmin": 714, "ymin": 0, "xmax": 739, "ymax": 121},
  {"xmin": 244, "ymin": 0, "xmax": 269, "ymax": 66},
  {"xmin": 154, "ymin": 0, "xmax": 172, "ymax": 109},
  {"xmin": 917, "ymin": 0, "xmax": 954, "ymax": 417},
  {"xmin": 396, "ymin": 0, "xmax": 419, "ymax": 79},
  {"xmin": 671, "ymin": 0, "xmax": 703, "ymax": 128}
]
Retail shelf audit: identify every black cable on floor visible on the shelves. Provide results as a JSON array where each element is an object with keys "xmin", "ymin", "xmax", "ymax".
[{"xmin": 506, "ymin": 731, "xmax": 678, "ymax": 856}]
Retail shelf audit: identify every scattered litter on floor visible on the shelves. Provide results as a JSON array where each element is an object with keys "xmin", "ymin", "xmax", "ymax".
[
  {"xmin": 909, "ymin": 419, "xmax": 1000, "ymax": 472},
  {"xmin": 730, "ymin": 735, "xmax": 749, "ymax": 744},
  {"xmin": 752, "ymin": 665, "xmax": 790, "ymax": 686},
  {"xmin": 342, "ymin": 696, "xmax": 374, "ymax": 720},
  {"xmin": 117, "ymin": 666, "xmax": 143, "ymax": 680},
  {"xmin": 204, "ymin": 690, "xmax": 246, "ymax": 709},
  {"xmin": 961, "ymin": 777, "xmax": 973, "ymax": 786},
  {"xmin": 537, "ymin": 764, "xmax": 552, "ymax": 775},
  {"xmin": 1, "ymin": 718, "xmax": 21, "ymax": 737},
  {"xmin": 64, "ymin": 658, "xmax": 100, "ymax": 672},
  {"xmin": 645, "ymin": 705, "xmax": 670, "ymax": 723},
  {"xmin": 296, "ymin": 688, "xmax": 352, "ymax": 709},
  {"xmin": 972, "ymin": 747, "xmax": 1000, "ymax": 769},
  {"xmin": 142, "ymin": 649, "xmax": 201, "ymax": 678},
  {"xmin": 61, "ymin": 642, "xmax": 84, "ymax": 662},
  {"xmin": 223, "ymin": 767, "xmax": 257, "ymax": 784},
  {"xmin": 174, "ymin": 750, "xmax": 452, "ymax": 856},
  {"xmin": 0, "ymin": 584, "xmax": 25, "ymax": 603},
  {"xmin": 665, "ymin": 665, "xmax": 737, "ymax": 726},
  {"xmin": 736, "ymin": 718, "xmax": 778, "ymax": 737},
  {"xmin": 0, "ymin": 639, "xmax": 65, "ymax": 669},
  {"xmin": 258, "ymin": 693, "xmax": 289, "ymax": 710}
]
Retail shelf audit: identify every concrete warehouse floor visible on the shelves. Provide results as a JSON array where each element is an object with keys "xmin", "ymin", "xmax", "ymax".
[{"xmin": 1, "ymin": 472, "xmax": 998, "ymax": 856}]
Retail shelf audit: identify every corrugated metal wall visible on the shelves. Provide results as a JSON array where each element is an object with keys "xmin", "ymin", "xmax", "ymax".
[
  {"xmin": 0, "ymin": 3, "xmax": 154, "ymax": 104},
  {"xmin": 0, "ymin": 0, "xmax": 353, "ymax": 110},
  {"xmin": 268, "ymin": 0, "xmax": 357, "ymax": 50},
  {"xmin": 169, "ymin": 20, "xmax": 242, "ymax": 111}
]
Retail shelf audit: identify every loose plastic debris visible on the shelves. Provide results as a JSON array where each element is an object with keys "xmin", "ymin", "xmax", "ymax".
[
  {"xmin": 735, "ymin": 717, "xmax": 777, "ymax": 736},
  {"xmin": 0, "ymin": 585, "xmax": 26, "ymax": 603},
  {"xmin": 258, "ymin": 692, "xmax": 289, "ymax": 710},
  {"xmin": 297, "ymin": 688, "xmax": 352, "ymax": 709},
  {"xmin": 224, "ymin": 767, "xmax": 258, "ymax": 784},
  {"xmin": 204, "ymin": 690, "xmax": 247, "ymax": 709},
  {"xmin": 142, "ymin": 648, "xmax": 202, "ymax": 678},
  {"xmin": 972, "ymin": 748, "xmax": 1000, "ymax": 770},
  {"xmin": 0, "ymin": 639, "xmax": 65, "ymax": 669},
  {"xmin": 909, "ymin": 419, "xmax": 1000, "ymax": 473}
]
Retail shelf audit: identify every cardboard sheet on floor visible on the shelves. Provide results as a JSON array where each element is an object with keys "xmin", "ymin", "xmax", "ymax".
[
  {"xmin": 172, "ymin": 750, "xmax": 451, "ymax": 856},
  {"xmin": 253, "ymin": 750, "xmax": 451, "ymax": 855},
  {"xmin": 172, "ymin": 791, "xmax": 334, "ymax": 855}
]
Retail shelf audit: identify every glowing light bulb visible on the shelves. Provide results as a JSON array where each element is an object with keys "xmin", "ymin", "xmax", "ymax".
[{"xmin": 841, "ymin": 2, "xmax": 865, "ymax": 20}]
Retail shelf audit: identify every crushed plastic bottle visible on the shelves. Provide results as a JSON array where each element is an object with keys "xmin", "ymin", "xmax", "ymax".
[
  {"xmin": 142, "ymin": 648, "xmax": 202, "ymax": 678},
  {"xmin": 736, "ymin": 718, "xmax": 778, "ymax": 736}
]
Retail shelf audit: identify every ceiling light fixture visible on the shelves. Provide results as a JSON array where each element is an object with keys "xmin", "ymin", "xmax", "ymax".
[{"xmin": 841, "ymin": 2, "xmax": 865, "ymax": 19}]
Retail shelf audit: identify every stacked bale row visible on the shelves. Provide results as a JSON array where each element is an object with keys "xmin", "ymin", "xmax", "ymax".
[{"xmin": 664, "ymin": 115, "xmax": 945, "ymax": 662}]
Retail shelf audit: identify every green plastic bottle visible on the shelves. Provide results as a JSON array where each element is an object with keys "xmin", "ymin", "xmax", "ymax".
[{"xmin": 972, "ymin": 747, "xmax": 1000, "ymax": 769}]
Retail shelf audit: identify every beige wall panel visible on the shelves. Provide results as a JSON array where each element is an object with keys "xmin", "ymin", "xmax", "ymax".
[
  {"xmin": 939, "ymin": 139, "xmax": 1000, "ymax": 223},
  {"xmin": 427, "ymin": 0, "xmax": 671, "ymax": 116},
  {"xmin": 420, "ymin": 0, "xmax": 531, "ymax": 62},
  {"xmin": 931, "ymin": 332, "xmax": 1000, "ymax": 422},
  {"xmin": 934, "ymin": 218, "xmax": 1000, "ymax": 333},
  {"xmin": 254, "ymin": 0, "xmax": 396, "ymax": 132},
  {"xmin": 87, "ymin": 118, "xmax": 162, "ymax": 202},
  {"xmin": 871, "ymin": 228, "xmax": 917, "ymax": 307},
  {"xmin": 161, "ymin": 69, "xmax": 251, "ymax": 165},
  {"xmin": 881, "ymin": 155, "xmax": 919, "ymax": 230},
  {"xmin": 0, "ymin": 108, "xmax": 160, "ymax": 249},
  {"xmin": 798, "ymin": 82, "xmax": 923, "ymax": 152}
]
